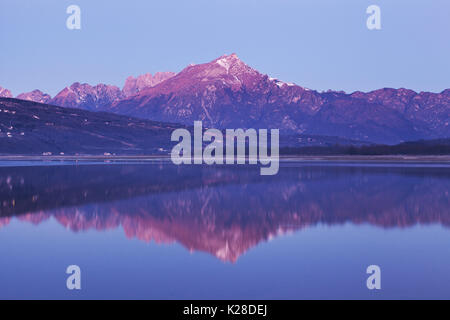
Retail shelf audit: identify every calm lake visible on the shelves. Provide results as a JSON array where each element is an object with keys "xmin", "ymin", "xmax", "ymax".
[{"xmin": 0, "ymin": 160, "xmax": 449, "ymax": 299}]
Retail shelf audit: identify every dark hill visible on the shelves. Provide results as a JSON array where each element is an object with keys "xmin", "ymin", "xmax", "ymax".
[{"xmin": 0, "ymin": 98, "xmax": 183, "ymax": 155}]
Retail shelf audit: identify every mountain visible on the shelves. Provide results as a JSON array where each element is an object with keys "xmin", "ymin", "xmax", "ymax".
[
  {"xmin": 0, "ymin": 72, "xmax": 175, "ymax": 112},
  {"xmin": 0, "ymin": 87, "xmax": 12, "ymax": 98},
  {"xmin": 122, "ymin": 72, "xmax": 175, "ymax": 97},
  {"xmin": 108, "ymin": 54, "xmax": 449, "ymax": 144},
  {"xmin": 350, "ymin": 88, "xmax": 450, "ymax": 139},
  {"xmin": 49, "ymin": 82, "xmax": 124, "ymax": 112},
  {"xmin": 3, "ymin": 54, "xmax": 450, "ymax": 144},
  {"xmin": 0, "ymin": 97, "xmax": 182, "ymax": 155},
  {"xmin": 48, "ymin": 72, "xmax": 176, "ymax": 111},
  {"xmin": 16, "ymin": 89, "xmax": 51, "ymax": 104}
]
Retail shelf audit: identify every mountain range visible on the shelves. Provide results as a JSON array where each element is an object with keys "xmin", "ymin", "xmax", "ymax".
[
  {"xmin": 1, "ymin": 54, "xmax": 449, "ymax": 144},
  {"xmin": 0, "ymin": 72, "xmax": 175, "ymax": 111}
]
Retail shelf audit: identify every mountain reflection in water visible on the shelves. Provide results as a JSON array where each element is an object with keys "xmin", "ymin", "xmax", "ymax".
[{"xmin": 0, "ymin": 162, "xmax": 449, "ymax": 262}]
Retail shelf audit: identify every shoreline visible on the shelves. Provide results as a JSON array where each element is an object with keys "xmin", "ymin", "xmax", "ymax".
[{"xmin": 0, "ymin": 154, "xmax": 449, "ymax": 163}]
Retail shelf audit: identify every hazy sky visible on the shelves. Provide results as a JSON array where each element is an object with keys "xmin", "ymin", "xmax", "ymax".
[{"xmin": 1, "ymin": 0, "xmax": 449, "ymax": 96}]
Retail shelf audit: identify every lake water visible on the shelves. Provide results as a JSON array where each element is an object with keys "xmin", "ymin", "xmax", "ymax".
[{"xmin": 0, "ymin": 160, "xmax": 449, "ymax": 299}]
